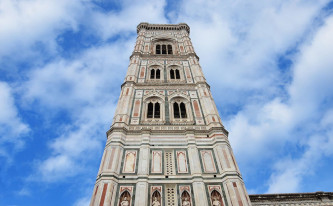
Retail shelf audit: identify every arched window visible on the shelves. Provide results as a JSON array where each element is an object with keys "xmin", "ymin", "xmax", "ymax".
[
  {"xmin": 156, "ymin": 45, "xmax": 161, "ymax": 54},
  {"xmin": 175, "ymin": 69, "xmax": 180, "ymax": 79},
  {"xmin": 173, "ymin": 102, "xmax": 180, "ymax": 118},
  {"xmin": 147, "ymin": 102, "xmax": 154, "ymax": 118},
  {"xmin": 162, "ymin": 45, "xmax": 167, "ymax": 54},
  {"xmin": 156, "ymin": 69, "xmax": 160, "ymax": 79},
  {"xmin": 147, "ymin": 102, "xmax": 161, "ymax": 119},
  {"xmin": 173, "ymin": 102, "xmax": 187, "ymax": 119},
  {"xmin": 154, "ymin": 102, "xmax": 160, "ymax": 118},
  {"xmin": 180, "ymin": 102, "xmax": 187, "ymax": 118},
  {"xmin": 168, "ymin": 45, "xmax": 173, "ymax": 54},
  {"xmin": 170, "ymin": 69, "xmax": 175, "ymax": 79},
  {"xmin": 150, "ymin": 69, "xmax": 155, "ymax": 79}
]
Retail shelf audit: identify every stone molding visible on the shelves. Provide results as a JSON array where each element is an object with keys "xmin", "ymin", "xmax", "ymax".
[{"xmin": 137, "ymin": 22, "xmax": 190, "ymax": 34}]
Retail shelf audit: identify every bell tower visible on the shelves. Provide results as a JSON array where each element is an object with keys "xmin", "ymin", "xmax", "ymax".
[{"xmin": 90, "ymin": 23, "xmax": 251, "ymax": 206}]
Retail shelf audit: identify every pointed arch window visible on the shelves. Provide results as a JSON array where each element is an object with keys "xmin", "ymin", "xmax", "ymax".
[
  {"xmin": 170, "ymin": 69, "xmax": 180, "ymax": 80},
  {"xmin": 150, "ymin": 69, "xmax": 161, "ymax": 79},
  {"xmin": 162, "ymin": 45, "xmax": 167, "ymax": 54},
  {"xmin": 147, "ymin": 102, "xmax": 161, "ymax": 119},
  {"xmin": 155, "ymin": 44, "xmax": 173, "ymax": 55},
  {"xmin": 150, "ymin": 69, "xmax": 155, "ymax": 79},
  {"xmin": 173, "ymin": 102, "xmax": 187, "ymax": 119},
  {"xmin": 168, "ymin": 45, "xmax": 173, "ymax": 54},
  {"xmin": 156, "ymin": 45, "xmax": 161, "ymax": 54}
]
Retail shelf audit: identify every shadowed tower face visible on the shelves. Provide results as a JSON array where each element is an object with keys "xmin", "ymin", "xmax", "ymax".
[{"xmin": 90, "ymin": 23, "xmax": 251, "ymax": 206}]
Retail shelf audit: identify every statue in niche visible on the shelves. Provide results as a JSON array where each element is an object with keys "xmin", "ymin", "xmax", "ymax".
[
  {"xmin": 211, "ymin": 190, "xmax": 223, "ymax": 206},
  {"xmin": 212, "ymin": 197, "xmax": 221, "ymax": 206},
  {"xmin": 181, "ymin": 191, "xmax": 191, "ymax": 206},
  {"xmin": 120, "ymin": 197, "xmax": 129, "ymax": 206},
  {"xmin": 152, "ymin": 197, "xmax": 160, "ymax": 206},
  {"xmin": 151, "ymin": 190, "xmax": 161, "ymax": 206},
  {"xmin": 119, "ymin": 191, "xmax": 131, "ymax": 206},
  {"xmin": 182, "ymin": 197, "xmax": 191, "ymax": 206}
]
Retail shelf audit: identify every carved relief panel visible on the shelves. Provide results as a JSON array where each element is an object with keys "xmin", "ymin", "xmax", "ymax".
[
  {"xmin": 199, "ymin": 150, "xmax": 218, "ymax": 173},
  {"xmin": 151, "ymin": 150, "xmax": 163, "ymax": 174},
  {"xmin": 176, "ymin": 150, "xmax": 189, "ymax": 174},
  {"xmin": 121, "ymin": 150, "xmax": 138, "ymax": 174}
]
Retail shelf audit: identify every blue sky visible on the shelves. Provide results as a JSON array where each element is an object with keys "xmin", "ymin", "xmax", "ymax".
[{"xmin": 1, "ymin": 0, "xmax": 333, "ymax": 205}]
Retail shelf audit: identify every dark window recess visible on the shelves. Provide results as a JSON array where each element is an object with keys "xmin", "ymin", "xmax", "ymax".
[
  {"xmin": 154, "ymin": 102, "xmax": 160, "ymax": 118},
  {"xmin": 162, "ymin": 45, "xmax": 167, "ymax": 54},
  {"xmin": 170, "ymin": 69, "xmax": 175, "ymax": 79},
  {"xmin": 175, "ymin": 69, "xmax": 180, "ymax": 79},
  {"xmin": 147, "ymin": 102, "xmax": 154, "ymax": 118},
  {"xmin": 168, "ymin": 45, "xmax": 173, "ymax": 54},
  {"xmin": 180, "ymin": 102, "xmax": 187, "ymax": 118},
  {"xmin": 156, "ymin": 45, "xmax": 161, "ymax": 54},
  {"xmin": 150, "ymin": 69, "xmax": 155, "ymax": 79},
  {"xmin": 174, "ymin": 102, "xmax": 180, "ymax": 118},
  {"xmin": 156, "ymin": 69, "xmax": 160, "ymax": 79}
]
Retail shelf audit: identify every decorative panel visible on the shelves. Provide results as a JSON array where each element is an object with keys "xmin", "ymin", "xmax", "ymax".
[
  {"xmin": 200, "ymin": 150, "xmax": 217, "ymax": 173},
  {"xmin": 191, "ymin": 99, "xmax": 204, "ymax": 125},
  {"xmin": 165, "ymin": 184, "xmax": 177, "ymax": 206},
  {"xmin": 151, "ymin": 150, "xmax": 163, "ymax": 174},
  {"xmin": 122, "ymin": 150, "xmax": 137, "ymax": 174},
  {"xmin": 164, "ymin": 151, "xmax": 175, "ymax": 175},
  {"xmin": 176, "ymin": 150, "xmax": 188, "ymax": 173}
]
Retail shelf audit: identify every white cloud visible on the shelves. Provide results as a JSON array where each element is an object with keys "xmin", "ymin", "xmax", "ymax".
[
  {"xmin": 0, "ymin": 82, "xmax": 29, "ymax": 159},
  {"xmin": 172, "ymin": 0, "xmax": 333, "ymax": 193},
  {"xmin": 266, "ymin": 15, "xmax": 333, "ymax": 193},
  {"xmin": 23, "ymin": 42, "xmax": 126, "ymax": 181},
  {"xmin": 0, "ymin": 0, "xmax": 86, "ymax": 61}
]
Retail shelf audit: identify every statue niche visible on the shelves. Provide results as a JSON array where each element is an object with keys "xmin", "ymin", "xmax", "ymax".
[
  {"xmin": 151, "ymin": 190, "xmax": 161, "ymax": 206},
  {"xmin": 181, "ymin": 191, "xmax": 191, "ymax": 206},
  {"xmin": 119, "ymin": 191, "xmax": 131, "ymax": 206},
  {"xmin": 210, "ymin": 190, "xmax": 223, "ymax": 206}
]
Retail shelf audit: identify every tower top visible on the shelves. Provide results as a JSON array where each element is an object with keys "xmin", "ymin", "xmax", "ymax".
[{"xmin": 137, "ymin": 22, "xmax": 190, "ymax": 34}]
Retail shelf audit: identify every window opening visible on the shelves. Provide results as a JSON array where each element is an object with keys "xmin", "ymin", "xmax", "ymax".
[
  {"xmin": 147, "ymin": 102, "xmax": 153, "ymax": 118},
  {"xmin": 180, "ymin": 102, "xmax": 187, "ymax": 118},
  {"xmin": 156, "ymin": 69, "xmax": 160, "ymax": 79},
  {"xmin": 150, "ymin": 69, "xmax": 155, "ymax": 79},
  {"xmin": 175, "ymin": 69, "xmax": 180, "ymax": 79},
  {"xmin": 156, "ymin": 45, "xmax": 161, "ymax": 54},
  {"xmin": 173, "ymin": 103, "xmax": 180, "ymax": 118},
  {"xmin": 170, "ymin": 69, "xmax": 175, "ymax": 79},
  {"xmin": 154, "ymin": 102, "xmax": 160, "ymax": 118},
  {"xmin": 168, "ymin": 45, "xmax": 173, "ymax": 54},
  {"xmin": 162, "ymin": 45, "xmax": 167, "ymax": 54}
]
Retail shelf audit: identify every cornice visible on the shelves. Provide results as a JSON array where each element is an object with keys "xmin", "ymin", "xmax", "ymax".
[
  {"xmin": 130, "ymin": 52, "xmax": 199, "ymax": 61},
  {"xmin": 106, "ymin": 125, "xmax": 228, "ymax": 137},
  {"xmin": 249, "ymin": 192, "xmax": 333, "ymax": 203},
  {"xmin": 121, "ymin": 81, "xmax": 210, "ymax": 90},
  {"xmin": 137, "ymin": 22, "xmax": 190, "ymax": 34}
]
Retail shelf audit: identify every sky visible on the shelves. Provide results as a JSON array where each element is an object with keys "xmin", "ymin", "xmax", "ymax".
[{"xmin": 0, "ymin": 0, "xmax": 333, "ymax": 205}]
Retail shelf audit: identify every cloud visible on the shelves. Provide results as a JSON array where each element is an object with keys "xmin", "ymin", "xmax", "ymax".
[
  {"xmin": 0, "ymin": 0, "xmax": 87, "ymax": 63},
  {"xmin": 23, "ymin": 41, "xmax": 128, "ymax": 182},
  {"xmin": 266, "ymin": 15, "xmax": 333, "ymax": 193},
  {"xmin": 171, "ymin": 0, "xmax": 333, "ymax": 193},
  {"xmin": 0, "ymin": 82, "xmax": 29, "ymax": 160}
]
